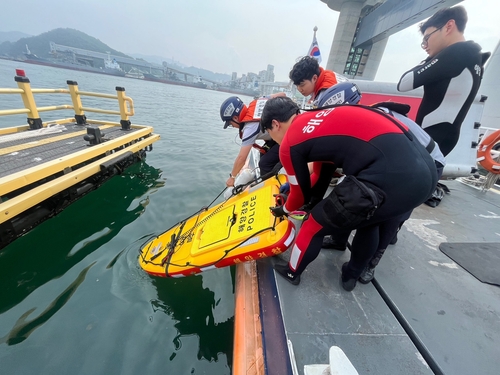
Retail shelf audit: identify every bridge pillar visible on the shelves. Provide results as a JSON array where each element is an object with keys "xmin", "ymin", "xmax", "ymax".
[
  {"xmin": 360, "ymin": 37, "xmax": 388, "ymax": 80},
  {"xmin": 325, "ymin": 0, "xmax": 364, "ymax": 77}
]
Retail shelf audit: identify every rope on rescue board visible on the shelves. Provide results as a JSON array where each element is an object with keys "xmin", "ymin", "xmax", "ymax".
[{"xmin": 139, "ymin": 168, "xmax": 285, "ymax": 275}]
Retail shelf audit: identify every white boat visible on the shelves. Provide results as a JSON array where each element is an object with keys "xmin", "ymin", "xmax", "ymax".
[
  {"xmin": 102, "ymin": 53, "xmax": 125, "ymax": 76},
  {"xmin": 125, "ymin": 67, "xmax": 144, "ymax": 79},
  {"xmin": 232, "ymin": 42, "xmax": 500, "ymax": 375}
]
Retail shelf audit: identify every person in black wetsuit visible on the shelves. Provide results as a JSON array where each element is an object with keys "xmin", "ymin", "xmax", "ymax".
[
  {"xmin": 260, "ymin": 96, "xmax": 437, "ymax": 291},
  {"xmin": 398, "ymin": 5, "xmax": 490, "ymax": 206}
]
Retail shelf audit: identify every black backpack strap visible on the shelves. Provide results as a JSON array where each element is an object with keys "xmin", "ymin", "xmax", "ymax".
[{"xmin": 370, "ymin": 102, "xmax": 411, "ymax": 117}]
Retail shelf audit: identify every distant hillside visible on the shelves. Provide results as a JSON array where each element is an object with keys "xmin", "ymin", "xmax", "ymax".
[
  {"xmin": 0, "ymin": 31, "xmax": 31, "ymax": 44},
  {"xmin": 0, "ymin": 28, "xmax": 231, "ymax": 83},
  {"xmin": 0, "ymin": 28, "xmax": 130, "ymax": 59}
]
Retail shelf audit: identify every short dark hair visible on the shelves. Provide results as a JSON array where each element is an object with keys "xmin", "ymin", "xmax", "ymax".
[
  {"xmin": 260, "ymin": 97, "xmax": 300, "ymax": 132},
  {"xmin": 289, "ymin": 56, "xmax": 320, "ymax": 85},
  {"xmin": 420, "ymin": 5, "xmax": 468, "ymax": 34}
]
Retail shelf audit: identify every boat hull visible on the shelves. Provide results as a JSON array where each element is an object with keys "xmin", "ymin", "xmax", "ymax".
[{"xmin": 22, "ymin": 58, "xmax": 126, "ymax": 77}]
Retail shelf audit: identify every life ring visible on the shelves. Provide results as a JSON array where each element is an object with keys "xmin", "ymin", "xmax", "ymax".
[{"xmin": 477, "ymin": 129, "xmax": 500, "ymax": 174}]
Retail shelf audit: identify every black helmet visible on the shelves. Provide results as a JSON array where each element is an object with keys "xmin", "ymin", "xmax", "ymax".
[
  {"xmin": 220, "ymin": 96, "xmax": 245, "ymax": 128},
  {"xmin": 317, "ymin": 82, "xmax": 362, "ymax": 107}
]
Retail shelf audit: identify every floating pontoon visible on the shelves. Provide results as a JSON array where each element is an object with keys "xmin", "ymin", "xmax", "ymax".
[{"xmin": 0, "ymin": 70, "xmax": 159, "ymax": 249}]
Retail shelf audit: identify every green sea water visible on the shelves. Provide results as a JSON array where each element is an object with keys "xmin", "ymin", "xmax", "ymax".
[{"xmin": 0, "ymin": 59, "xmax": 253, "ymax": 374}]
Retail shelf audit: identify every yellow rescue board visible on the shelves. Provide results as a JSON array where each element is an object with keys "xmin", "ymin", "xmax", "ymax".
[{"xmin": 139, "ymin": 174, "xmax": 296, "ymax": 277}]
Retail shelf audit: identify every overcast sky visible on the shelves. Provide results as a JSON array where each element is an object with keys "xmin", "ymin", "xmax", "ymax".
[{"xmin": 1, "ymin": 0, "xmax": 498, "ymax": 82}]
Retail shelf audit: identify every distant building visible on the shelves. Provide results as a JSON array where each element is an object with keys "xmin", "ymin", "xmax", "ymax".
[
  {"xmin": 266, "ymin": 64, "xmax": 275, "ymax": 82},
  {"xmin": 226, "ymin": 64, "xmax": 281, "ymax": 95},
  {"xmin": 246, "ymin": 72, "xmax": 258, "ymax": 81}
]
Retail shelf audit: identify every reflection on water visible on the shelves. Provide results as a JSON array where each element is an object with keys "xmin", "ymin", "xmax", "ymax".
[
  {"xmin": 151, "ymin": 270, "xmax": 234, "ymax": 365},
  {"xmin": 0, "ymin": 162, "xmax": 164, "ymax": 315},
  {"xmin": 0, "ymin": 59, "xmax": 242, "ymax": 375},
  {"xmin": 0, "ymin": 262, "xmax": 95, "ymax": 345}
]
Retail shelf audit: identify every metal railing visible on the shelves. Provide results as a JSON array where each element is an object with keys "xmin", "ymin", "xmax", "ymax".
[{"xmin": 0, "ymin": 70, "xmax": 135, "ymax": 129}]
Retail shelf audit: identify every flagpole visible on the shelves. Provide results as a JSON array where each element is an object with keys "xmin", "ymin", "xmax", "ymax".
[{"xmin": 308, "ymin": 26, "xmax": 321, "ymax": 65}]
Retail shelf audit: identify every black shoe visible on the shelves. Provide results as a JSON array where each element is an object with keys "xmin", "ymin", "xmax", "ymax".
[
  {"xmin": 341, "ymin": 262, "xmax": 357, "ymax": 291},
  {"xmin": 274, "ymin": 263, "xmax": 300, "ymax": 285},
  {"xmin": 358, "ymin": 266, "xmax": 375, "ymax": 284},
  {"xmin": 424, "ymin": 197, "xmax": 438, "ymax": 207},
  {"xmin": 389, "ymin": 234, "xmax": 398, "ymax": 245},
  {"xmin": 322, "ymin": 236, "xmax": 347, "ymax": 251}
]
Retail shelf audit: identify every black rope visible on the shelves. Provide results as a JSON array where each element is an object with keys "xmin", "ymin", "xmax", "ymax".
[
  {"xmin": 232, "ymin": 162, "xmax": 283, "ymax": 196},
  {"xmin": 139, "ymin": 171, "xmax": 286, "ymax": 274},
  {"xmin": 165, "ymin": 224, "xmax": 278, "ymax": 270},
  {"xmin": 139, "ymin": 187, "xmax": 227, "ymax": 265},
  {"xmin": 372, "ymin": 278, "xmax": 445, "ymax": 375}
]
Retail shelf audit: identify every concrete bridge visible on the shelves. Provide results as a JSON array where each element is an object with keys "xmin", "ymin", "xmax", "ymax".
[
  {"xmin": 321, "ymin": 0, "xmax": 462, "ymax": 80},
  {"xmin": 48, "ymin": 42, "xmax": 218, "ymax": 84}
]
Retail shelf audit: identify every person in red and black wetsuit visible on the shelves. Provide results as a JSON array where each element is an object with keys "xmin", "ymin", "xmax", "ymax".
[
  {"xmin": 289, "ymin": 56, "xmax": 348, "ymax": 107},
  {"xmin": 260, "ymin": 97, "xmax": 437, "ymax": 291}
]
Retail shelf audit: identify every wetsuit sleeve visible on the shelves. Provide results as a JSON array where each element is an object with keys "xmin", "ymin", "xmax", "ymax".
[
  {"xmin": 281, "ymin": 147, "xmax": 311, "ymax": 213},
  {"xmin": 398, "ymin": 45, "xmax": 468, "ymax": 92}
]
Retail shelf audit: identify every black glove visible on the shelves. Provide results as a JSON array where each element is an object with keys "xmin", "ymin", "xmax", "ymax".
[
  {"xmin": 270, "ymin": 205, "xmax": 287, "ymax": 218},
  {"xmin": 299, "ymin": 203, "xmax": 312, "ymax": 213}
]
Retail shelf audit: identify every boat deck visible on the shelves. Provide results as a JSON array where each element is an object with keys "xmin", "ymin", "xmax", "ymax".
[{"xmin": 258, "ymin": 180, "xmax": 500, "ymax": 375}]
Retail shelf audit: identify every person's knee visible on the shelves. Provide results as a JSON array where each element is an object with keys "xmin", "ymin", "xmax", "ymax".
[{"xmin": 259, "ymin": 154, "xmax": 280, "ymax": 176}]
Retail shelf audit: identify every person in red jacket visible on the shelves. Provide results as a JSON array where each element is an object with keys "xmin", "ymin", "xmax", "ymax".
[
  {"xmin": 259, "ymin": 97, "xmax": 437, "ymax": 291},
  {"xmin": 289, "ymin": 56, "xmax": 348, "ymax": 106},
  {"xmin": 220, "ymin": 93, "xmax": 285, "ymax": 187}
]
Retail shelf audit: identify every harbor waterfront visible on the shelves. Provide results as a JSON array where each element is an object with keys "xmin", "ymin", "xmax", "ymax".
[{"xmin": 0, "ymin": 59, "xmax": 250, "ymax": 374}]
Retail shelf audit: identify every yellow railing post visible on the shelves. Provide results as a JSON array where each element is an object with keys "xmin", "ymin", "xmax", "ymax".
[
  {"xmin": 67, "ymin": 80, "xmax": 86, "ymax": 125},
  {"xmin": 116, "ymin": 86, "xmax": 131, "ymax": 130},
  {"xmin": 15, "ymin": 70, "xmax": 42, "ymax": 130}
]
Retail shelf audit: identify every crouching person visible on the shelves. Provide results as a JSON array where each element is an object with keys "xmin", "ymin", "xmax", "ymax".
[{"xmin": 260, "ymin": 97, "xmax": 437, "ymax": 291}]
